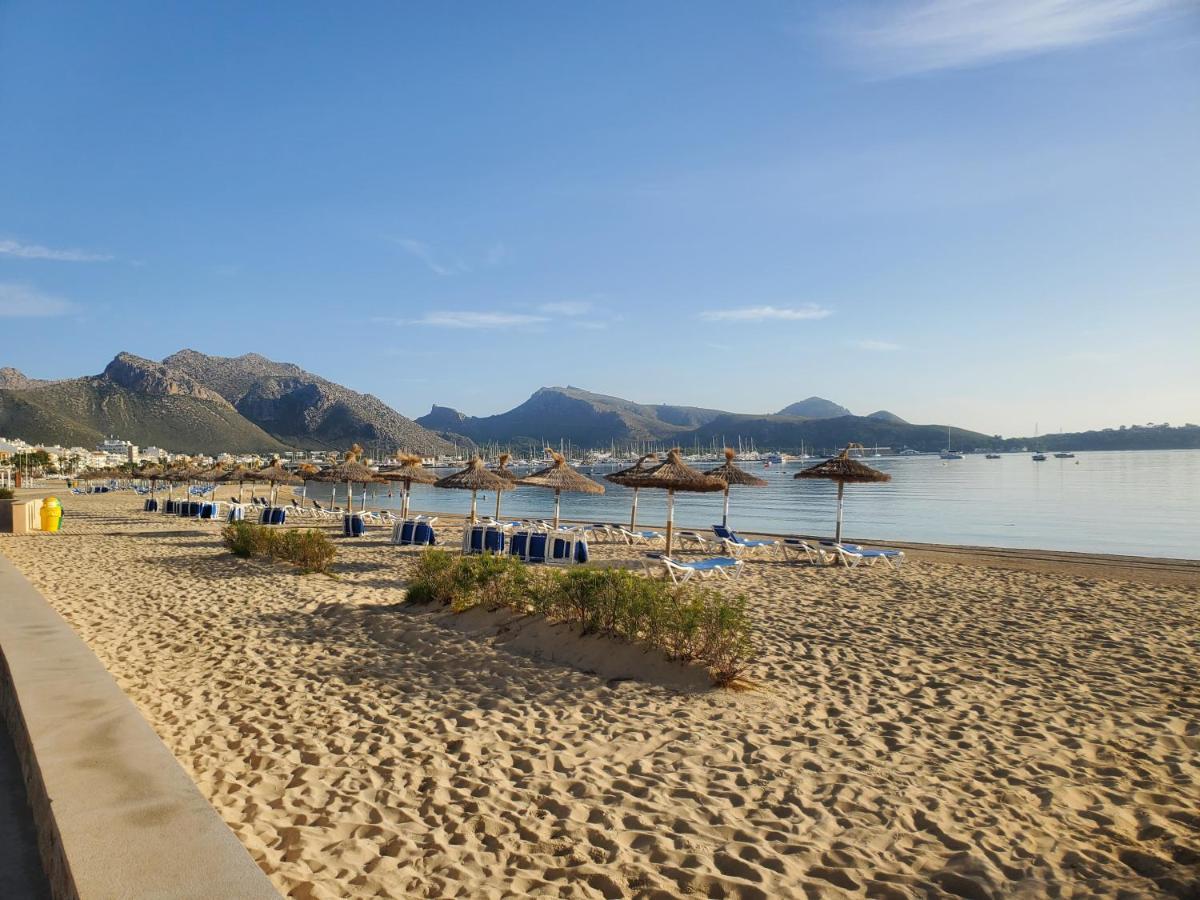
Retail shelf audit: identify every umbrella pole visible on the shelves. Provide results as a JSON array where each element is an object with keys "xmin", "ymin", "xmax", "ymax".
[
  {"xmin": 470, "ymin": 489, "xmax": 478, "ymax": 524},
  {"xmin": 630, "ymin": 487, "xmax": 639, "ymax": 531},
  {"xmin": 346, "ymin": 481, "xmax": 353, "ymax": 517},
  {"xmin": 495, "ymin": 488, "xmax": 502, "ymax": 521},
  {"xmin": 553, "ymin": 489, "xmax": 561, "ymax": 530},
  {"xmin": 722, "ymin": 487, "xmax": 730, "ymax": 528},
  {"xmin": 331, "ymin": 484, "xmax": 337, "ymax": 511},
  {"xmin": 835, "ymin": 481, "xmax": 845, "ymax": 543},
  {"xmin": 665, "ymin": 489, "xmax": 676, "ymax": 558},
  {"xmin": 402, "ymin": 481, "xmax": 410, "ymax": 520}
]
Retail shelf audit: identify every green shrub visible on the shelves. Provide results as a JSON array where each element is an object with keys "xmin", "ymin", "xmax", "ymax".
[
  {"xmin": 220, "ymin": 522, "xmax": 335, "ymax": 574},
  {"xmin": 0, "ymin": 488, "xmax": 14, "ymax": 500},
  {"xmin": 406, "ymin": 551, "xmax": 755, "ymax": 686}
]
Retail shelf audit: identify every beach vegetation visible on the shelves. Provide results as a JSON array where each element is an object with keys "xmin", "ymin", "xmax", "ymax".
[
  {"xmin": 0, "ymin": 487, "xmax": 14, "ymax": 500},
  {"xmin": 406, "ymin": 550, "xmax": 754, "ymax": 686},
  {"xmin": 220, "ymin": 521, "xmax": 336, "ymax": 574}
]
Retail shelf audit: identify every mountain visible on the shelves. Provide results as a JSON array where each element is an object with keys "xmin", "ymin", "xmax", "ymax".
[
  {"xmin": 0, "ymin": 353, "xmax": 288, "ymax": 452},
  {"xmin": 775, "ymin": 397, "xmax": 852, "ymax": 418},
  {"xmin": 162, "ymin": 349, "xmax": 454, "ymax": 454},
  {"xmin": 866, "ymin": 410, "xmax": 908, "ymax": 425},
  {"xmin": 0, "ymin": 350, "xmax": 455, "ymax": 455},
  {"xmin": 416, "ymin": 386, "xmax": 727, "ymax": 447}
]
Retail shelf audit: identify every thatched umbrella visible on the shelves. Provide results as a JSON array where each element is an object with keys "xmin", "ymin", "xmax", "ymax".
[
  {"xmin": 253, "ymin": 458, "xmax": 302, "ymax": 507},
  {"xmin": 195, "ymin": 462, "xmax": 228, "ymax": 500},
  {"xmin": 218, "ymin": 464, "xmax": 259, "ymax": 507},
  {"xmin": 605, "ymin": 453, "xmax": 657, "ymax": 531},
  {"xmin": 137, "ymin": 463, "xmax": 164, "ymax": 500},
  {"xmin": 519, "ymin": 451, "xmax": 604, "ymax": 530},
  {"xmin": 704, "ymin": 448, "xmax": 768, "ymax": 528},
  {"xmin": 160, "ymin": 462, "xmax": 197, "ymax": 506},
  {"xmin": 629, "ymin": 448, "xmax": 725, "ymax": 557},
  {"xmin": 794, "ymin": 443, "xmax": 890, "ymax": 543},
  {"xmin": 434, "ymin": 456, "xmax": 511, "ymax": 524},
  {"xmin": 378, "ymin": 454, "xmax": 437, "ymax": 520},
  {"xmin": 294, "ymin": 462, "xmax": 320, "ymax": 503},
  {"xmin": 489, "ymin": 452, "xmax": 520, "ymax": 519},
  {"xmin": 308, "ymin": 450, "xmax": 383, "ymax": 516}
]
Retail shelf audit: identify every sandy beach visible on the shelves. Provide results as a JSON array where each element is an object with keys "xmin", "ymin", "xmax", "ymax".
[{"xmin": 2, "ymin": 489, "xmax": 1198, "ymax": 898}]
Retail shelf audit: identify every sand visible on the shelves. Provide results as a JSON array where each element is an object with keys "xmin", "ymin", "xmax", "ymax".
[{"xmin": 2, "ymin": 489, "xmax": 1198, "ymax": 898}]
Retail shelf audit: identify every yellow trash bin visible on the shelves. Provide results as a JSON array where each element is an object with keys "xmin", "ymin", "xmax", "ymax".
[{"xmin": 40, "ymin": 496, "xmax": 63, "ymax": 532}]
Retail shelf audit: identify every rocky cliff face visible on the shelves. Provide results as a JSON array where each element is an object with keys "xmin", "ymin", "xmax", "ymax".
[
  {"xmin": 162, "ymin": 350, "xmax": 455, "ymax": 454},
  {"xmin": 0, "ymin": 367, "xmax": 53, "ymax": 390},
  {"xmin": 103, "ymin": 353, "xmax": 233, "ymax": 407}
]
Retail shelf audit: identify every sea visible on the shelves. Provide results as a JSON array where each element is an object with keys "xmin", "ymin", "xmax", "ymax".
[{"xmin": 305, "ymin": 450, "xmax": 1200, "ymax": 560}]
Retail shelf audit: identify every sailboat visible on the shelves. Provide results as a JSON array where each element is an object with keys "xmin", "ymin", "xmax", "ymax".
[
  {"xmin": 1032, "ymin": 423, "xmax": 1047, "ymax": 461},
  {"xmin": 940, "ymin": 426, "xmax": 963, "ymax": 460}
]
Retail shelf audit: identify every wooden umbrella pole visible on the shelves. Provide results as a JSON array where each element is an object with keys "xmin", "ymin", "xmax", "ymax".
[
  {"xmin": 630, "ymin": 487, "xmax": 639, "ymax": 530},
  {"xmin": 402, "ymin": 481, "xmax": 410, "ymax": 520},
  {"xmin": 665, "ymin": 489, "xmax": 675, "ymax": 557},
  {"xmin": 470, "ymin": 489, "xmax": 478, "ymax": 523},
  {"xmin": 835, "ymin": 481, "xmax": 845, "ymax": 543},
  {"xmin": 553, "ymin": 489, "xmax": 561, "ymax": 530},
  {"xmin": 346, "ymin": 481, "xmax": 353, "ymax": 517},
  {"xmin": 495, "ymin": 488, "xmax": 502, "ymax": 520},
  {"xmin": 722, "ymin": 487, "xmax": 730, "ymax": 527}
]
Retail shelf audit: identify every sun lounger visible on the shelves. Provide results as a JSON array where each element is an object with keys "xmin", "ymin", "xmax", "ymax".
[
  {"xmin": 712, "ymin": 525, "xmax": 781, "ymax": 557},
  {"xmin": 824, "ymin": 542, "xmax": 905, "ymax": 569},
  {"xmin": 392, "ymin": 518, "xmax": 437, "ymax": 546},
  {"xmin": 463, "ymin": 523, "xmax": 506, "ymax": 555},
  {"xmin": 677, "ymin": 531, "xmax": 712, "ymax": 550},
  {"xmin": 642, "ymin": 553, "xmax": 744, "ymax": 584},
  {"xmin": 781, "ymin": 538, "xmax": 832, "ymax": 565},
  {"xmin": 618, "ymin": 527, "xmax": 664, "ymax": 545}
]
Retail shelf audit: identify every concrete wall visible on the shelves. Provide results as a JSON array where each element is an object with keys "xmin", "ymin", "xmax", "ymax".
[{"xmin": 0, "ymin": 554, "xmax": 280, "ymax": 899}]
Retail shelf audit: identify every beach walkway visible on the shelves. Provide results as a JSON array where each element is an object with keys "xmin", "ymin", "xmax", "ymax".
[{"xmin": 0, "ymin": 716, "xmax": 50, "ymax": 899}]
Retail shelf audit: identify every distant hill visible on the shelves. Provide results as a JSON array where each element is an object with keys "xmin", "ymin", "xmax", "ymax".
[
  {"xmin": 162, "ymin": 349, "xmax": 454, "ymax": 454},
  {"xmin": 416, "ymin": 386, "xmax": 727, "ymax": 447},
  {"xmin": 689, "ymin": 413, "xmax": 989, "ymax": 454},
  {"xmin": 775, "ymin": 397, "xmax": 852, "ymax": 418},
  {"xmin": 0, "ymin": 350, "xmax": 456, "ymax": 455},
  {"xmin": 415, "ymin": 386, "xmax": 997, "ymax": 453}
]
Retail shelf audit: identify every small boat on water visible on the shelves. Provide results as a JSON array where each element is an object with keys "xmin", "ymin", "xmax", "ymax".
[
  {"xmin": 1054, "ymin": 452, "xmax": 1075, "ymax": 458},
  {"xmin": 985, "ymin": 453, "xmax": 1001, "ymax": 459},
  {"xmin": 1033, "ymin": 453, "xmax": 1047, "ymax": 461},
  {"xmin": 940, "ymin": 427, "xmax": 963, "ymax": 460}
]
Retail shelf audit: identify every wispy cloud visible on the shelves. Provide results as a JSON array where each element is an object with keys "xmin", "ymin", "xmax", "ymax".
[
  {"xmin": 834, "ymin": 0, "xmax": 1183, "ymax": 76},
  {"xmin": 403, "ymin": 311, "xmax": 548, "ymax": 329},
  {"xmin": 0, "ymin": 282, "xmax": 79, "ymax": 317},
  {"xmin": 699, "ymin": 304, "xmax": 832, "ymax": 323},
  {"xmin": 850, "ymin": 339, "xmax": 902, "ymax": 351},
  {"xmin": 538, "ymin": 300, "xmax": 593, "ymax": 316},
  {"xmin": 0, "ymin": 237, "xmax": 113, "ymax": 262},
  {"xmin": 392, "ymin": 238, "xmax": 466, "ymax": 276}
]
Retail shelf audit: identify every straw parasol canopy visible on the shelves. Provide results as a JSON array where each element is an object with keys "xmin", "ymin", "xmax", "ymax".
[
  {"xmin": 519, "ymin": 451, "xmax": 604, "ymax": 530},
  {"xmin": 217, "ymin": 464, "xmax": 259, "ymax": 505},
  {"xmin": 195, "ymin": 462, "xmax": 228, "ymax": 499},
  {"xmin": 628, "ymin": 448, "xmax": 725, "ymax": 557},
  {"xmin": 378, "ymin": 454, "xmax": 437, "ymax": 520},
  {"xmin": 434, "ymin": 456, "xmax": 511, "ymax": 524},
  {"xmin": 488, "ymin": 452, "xmax": 520, "ymax": 519},
  {"xmin": 704, "ymin": 448, "xmax": 768, "ymax": 528},
  {"xmin": 136, "ymin": 463, "xmax": 164, "ymax": 495},
  {"xmin": 794, "ymin": 443, "xmax": 891, "ymax": 542},
  {"xmin": 605, "ymin": 453, "xmax": 658, "ymax": 531},
  {"xmin": 307, "ymin": 449, "xmax": 383, "ymax": 516},
  {"xmin": 159, "ymin": 462, "xmax": 199, "ymax": 502},
  {"xmin": 253, "ymin": 458, "xmax": 302, "ymax": 507}
]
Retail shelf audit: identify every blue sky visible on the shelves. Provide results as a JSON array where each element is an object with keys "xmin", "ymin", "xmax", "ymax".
[{"xmin": 1, "ymin": 0, "xmax": 1197, "ymax": 436}]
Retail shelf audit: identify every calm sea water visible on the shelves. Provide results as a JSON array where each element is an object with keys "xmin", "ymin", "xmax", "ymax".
[{"xmin": 309, "ymin": 450, "xmax": 1200, "ymax": 560}]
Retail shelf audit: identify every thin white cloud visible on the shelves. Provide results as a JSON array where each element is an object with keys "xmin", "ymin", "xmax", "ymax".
[
  {"xmin": 699, "ymin": 304, "xmax": 832, "ymax": 323},
  {"xmin": 0, "ymin": 238, "xmax": 113, "ymax": 262},
  {"xmin": 836, "ymin": 0, "xmax": 1183, "ymax": 76},
  {"xmin": 392, "ymin": 238, "xmax": 465, "ymax": 276},
  {"xmin": 407, "ymin": 311, "xmax": 548, "ymax": 329},
  {"xmin": 850, "ymin": 339, "xmax": 902, "ymax": 351},
  {"xmin": 0, "ymin": 283, "xmax": 79, "ymax": 317},
  {"xmin": 538, "ymin": 300, "xmax": 593, "ymax": 316}
]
